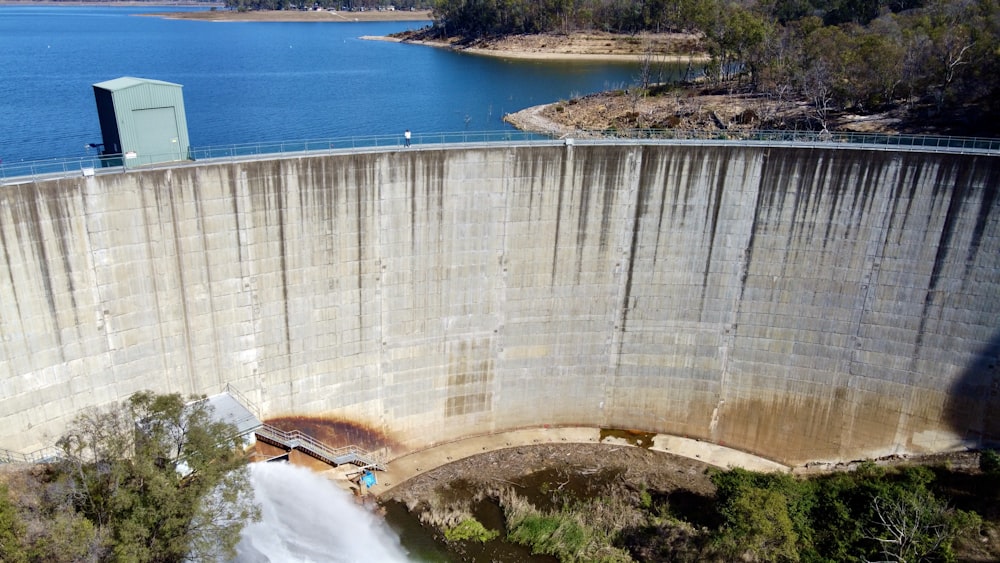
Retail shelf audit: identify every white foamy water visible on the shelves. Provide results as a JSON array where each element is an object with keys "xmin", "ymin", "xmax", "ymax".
[{"xmin": 234, "ymin": 462, "xmax": 411, "ymax": 563}]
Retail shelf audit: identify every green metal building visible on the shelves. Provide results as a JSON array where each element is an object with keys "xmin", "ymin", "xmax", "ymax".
[{"xmin": 92, "ymin": 77, "xmax": 190, "ymax": 167}]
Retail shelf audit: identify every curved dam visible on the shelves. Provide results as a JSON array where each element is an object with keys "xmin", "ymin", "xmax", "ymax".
[{"xmin": 1, "ymin": 141, "xmax": 998, "ymax": 466}]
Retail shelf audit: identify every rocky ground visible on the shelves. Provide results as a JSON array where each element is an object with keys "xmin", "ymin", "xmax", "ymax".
[
  {"xmin": 383, "ymin": 442, "xmax": 717, "ymax": 509},
  {"xmin": 502, "ymin": 85, "xmax": 952, "ymax": 138}
]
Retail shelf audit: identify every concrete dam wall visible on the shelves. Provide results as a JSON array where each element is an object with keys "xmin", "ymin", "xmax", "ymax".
[{"xmin": 1, "ymin": 143, "xmax": 998, "ymax": 466}]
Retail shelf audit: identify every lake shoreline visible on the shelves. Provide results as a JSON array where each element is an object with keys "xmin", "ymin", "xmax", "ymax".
[{"xmin": 367, "ymin": 31, "xmax": 710, "ymax": 63}]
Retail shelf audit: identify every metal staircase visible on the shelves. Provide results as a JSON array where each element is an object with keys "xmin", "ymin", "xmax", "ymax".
[
  {"xmin": 254, "ymin": 423, "xmax": 387, "ymax": 471},
  {"xmin": 223, "ymin": 384, "xmax": 387, "ymax": 472},
  {"xmin": 0, "ymin": 446, "xmax": 60, "ymax": 465}
]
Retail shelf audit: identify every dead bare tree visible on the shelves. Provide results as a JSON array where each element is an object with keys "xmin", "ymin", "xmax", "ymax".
[
  {"xmin": 636, "ymin": 44, "xmax": 655, "ymax": 91},
  {"xmin": 863, "ymin": 490, "xmax": 950, "ymax": 563},
  {"xmin": 801, "ymin": 59, "xmax": 836, "ymax": 131}
]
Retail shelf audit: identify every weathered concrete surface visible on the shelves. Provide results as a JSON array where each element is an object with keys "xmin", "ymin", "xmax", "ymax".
[{"xmin": 1, "ymin": 144, "xmax": 997, "ymax": 466}]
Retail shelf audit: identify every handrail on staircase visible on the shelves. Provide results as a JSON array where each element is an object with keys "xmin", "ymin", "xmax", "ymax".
[
  {"xmin": 224, "ymin": 383, "xmax": 261, "ymax": 419},
  {"xmin": 255, "ymin": 423, "xmax": 386, "ymax": 470},
  {"xmin": 218, "ymin": 383, "xmax": 386, "ymax": 471}
]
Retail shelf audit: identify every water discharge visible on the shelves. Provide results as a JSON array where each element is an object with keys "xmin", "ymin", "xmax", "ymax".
[{"xmin": 235, "ymin": 462, "xmax": 412, "ymax": 563}]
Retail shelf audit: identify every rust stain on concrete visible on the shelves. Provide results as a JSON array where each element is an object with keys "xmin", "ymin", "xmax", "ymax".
[{"xmin": 264, "ymin": 415, "xmax": 398, "ymax": 452}]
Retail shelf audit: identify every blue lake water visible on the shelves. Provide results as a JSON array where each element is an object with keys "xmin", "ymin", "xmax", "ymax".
[{"xmin": 0, "ymin": 6, "xmax": 656, "ymax": 164}]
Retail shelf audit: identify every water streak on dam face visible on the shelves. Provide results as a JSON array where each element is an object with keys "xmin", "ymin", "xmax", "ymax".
[{"xmin": 1, "ymin": 144, "xmax": 998, "ymax": 465}]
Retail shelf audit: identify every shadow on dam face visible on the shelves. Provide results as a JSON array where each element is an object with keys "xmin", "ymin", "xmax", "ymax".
[
  {"xmin": 945, "ymin": 330, "xmax": 1000, "ymax": 445},
  {"xmin": 0, "ymin": 143, "xmax": 999, "ymax": 466}
]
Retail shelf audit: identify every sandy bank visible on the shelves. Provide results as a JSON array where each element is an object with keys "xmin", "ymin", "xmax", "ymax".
[{"xmin": 366, "ymin": 32, "xmax": 710, "ymax": 63}]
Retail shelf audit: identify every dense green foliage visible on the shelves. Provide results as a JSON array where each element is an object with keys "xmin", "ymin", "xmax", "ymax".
[
  {"xmin": 980, "ymin": 449, "xmax": 1000, "ymax": 475},
  {"xmin": 428, "ymin": 0, "xmax": 940, "ymax": 36},
  {"xmin": 426, "ymin": 0, "xmax": 999, "ymax": 134},
  {"xmin": 444, "ymin": 517, "xmax": 500, "ymax": 542},
  {"xmin": 485, "ymin": 459, "xmax": 992, "ymax": 562},
  {"xmin": 500, "ymin": 484, "xmax": 638, "ymax": 562},
  {"xmin": 706, "ymin": 462, "xmax": 984, "ymax": 562},
  {"xmin": 754, "ymin": 0, "xmax": 999, "ymax": 128},
  {"xmin": 431, "ymin": 0, "xmax": 702, "ymax": 35},
  {"xmin": 0, "ymin": 391, "xmax": 259, "ymax": 562},
  {"xmin": 0, "ymin": 484, "xmax": 28, "ymax": 563},
  {"xmin": 509, "ymin": 513, "xmax": 593, "ymax": 558}
]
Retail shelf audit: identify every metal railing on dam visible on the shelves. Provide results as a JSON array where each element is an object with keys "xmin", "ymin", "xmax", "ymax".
[{"xmin": 2, "ymin": 128, "xmax": 997, "ymax": 184}]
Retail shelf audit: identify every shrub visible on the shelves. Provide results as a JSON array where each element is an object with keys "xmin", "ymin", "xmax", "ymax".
[
  {"xmin": 980, "ymin": 449, "xmax": 1000, "ymax": 475},
  {"xmin": 639, "ymin": 489, "xmax": 653, "ymax": 510},
  {"xmin": 0, "ymin": 484, "xmax": 27, "ymax": 563},
  {"xmin": 444, "ymin": 517, "xmax": 499, "ymax": 543}
]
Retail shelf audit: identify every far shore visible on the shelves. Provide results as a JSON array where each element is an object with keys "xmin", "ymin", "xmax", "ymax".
[
  {"xmin": 0, "ymin": 1, "xmax": 431, "ymax": 19},
  {"xmin": 2, "ymin": 3, "xmax": 708, "ymax": 63},
  {"xmin": 0, "ymin": 0, "xmax": 430, "ymax": 19},
  {"xmin": 0, "ymin": 1, "xmax": 220, "ymax": 5},
  {"xmin": 143, "ymin": 8, "xmax": 433, "ymax": 22}
]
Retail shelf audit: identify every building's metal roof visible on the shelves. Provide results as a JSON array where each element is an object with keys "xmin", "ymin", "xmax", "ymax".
[
  {"xmin": 202, "ymin": 392, "xmax": 261, "ymax": 437},
  {"xmin": 93, "ymin": 76, "xmax": 182, "ymax": 92}
]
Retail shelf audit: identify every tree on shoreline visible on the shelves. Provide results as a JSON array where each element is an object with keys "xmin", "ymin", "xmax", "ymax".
[{"xmin": 25, "ymin": 391, "xmax": 262, "ymax": 562}]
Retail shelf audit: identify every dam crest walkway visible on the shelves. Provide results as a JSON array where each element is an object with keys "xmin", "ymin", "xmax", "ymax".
[{"xmin": 3, "ymin": 128, "xmax": 997, "ymax": 185}]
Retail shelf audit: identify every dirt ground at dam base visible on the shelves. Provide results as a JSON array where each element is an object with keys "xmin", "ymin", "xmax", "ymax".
[
  {"xmin": 265, "ymin": 426, "xmax": 984, "ymax": 499},
  {"xmin": 375, "ymin": 441, "xmax": 985, "ymax": 496},
  {"xmin": 280, "ymin": 430, "xmax": 995, "ymax": 562}
]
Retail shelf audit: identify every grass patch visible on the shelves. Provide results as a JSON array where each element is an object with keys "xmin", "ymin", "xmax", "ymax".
[
  {"xmin": 497, "ymin": 484, "xmax": 637, "ymax": 562},
  {"xmin": 508, "ymin": 513, "xmax": 591, "ymax": 560}
]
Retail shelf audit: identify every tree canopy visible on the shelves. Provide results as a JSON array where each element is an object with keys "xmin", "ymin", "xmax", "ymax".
[
  {"xmin": 423, "ymin": 0, "xmax": 999, "ymax": 134},
  {"xmin": 707, "ymin": 462, "xmax": 984, "ymax": 562},
  {"xmin": 1, "ymin": 391, "xmax": 260, "ymax": 562}
]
